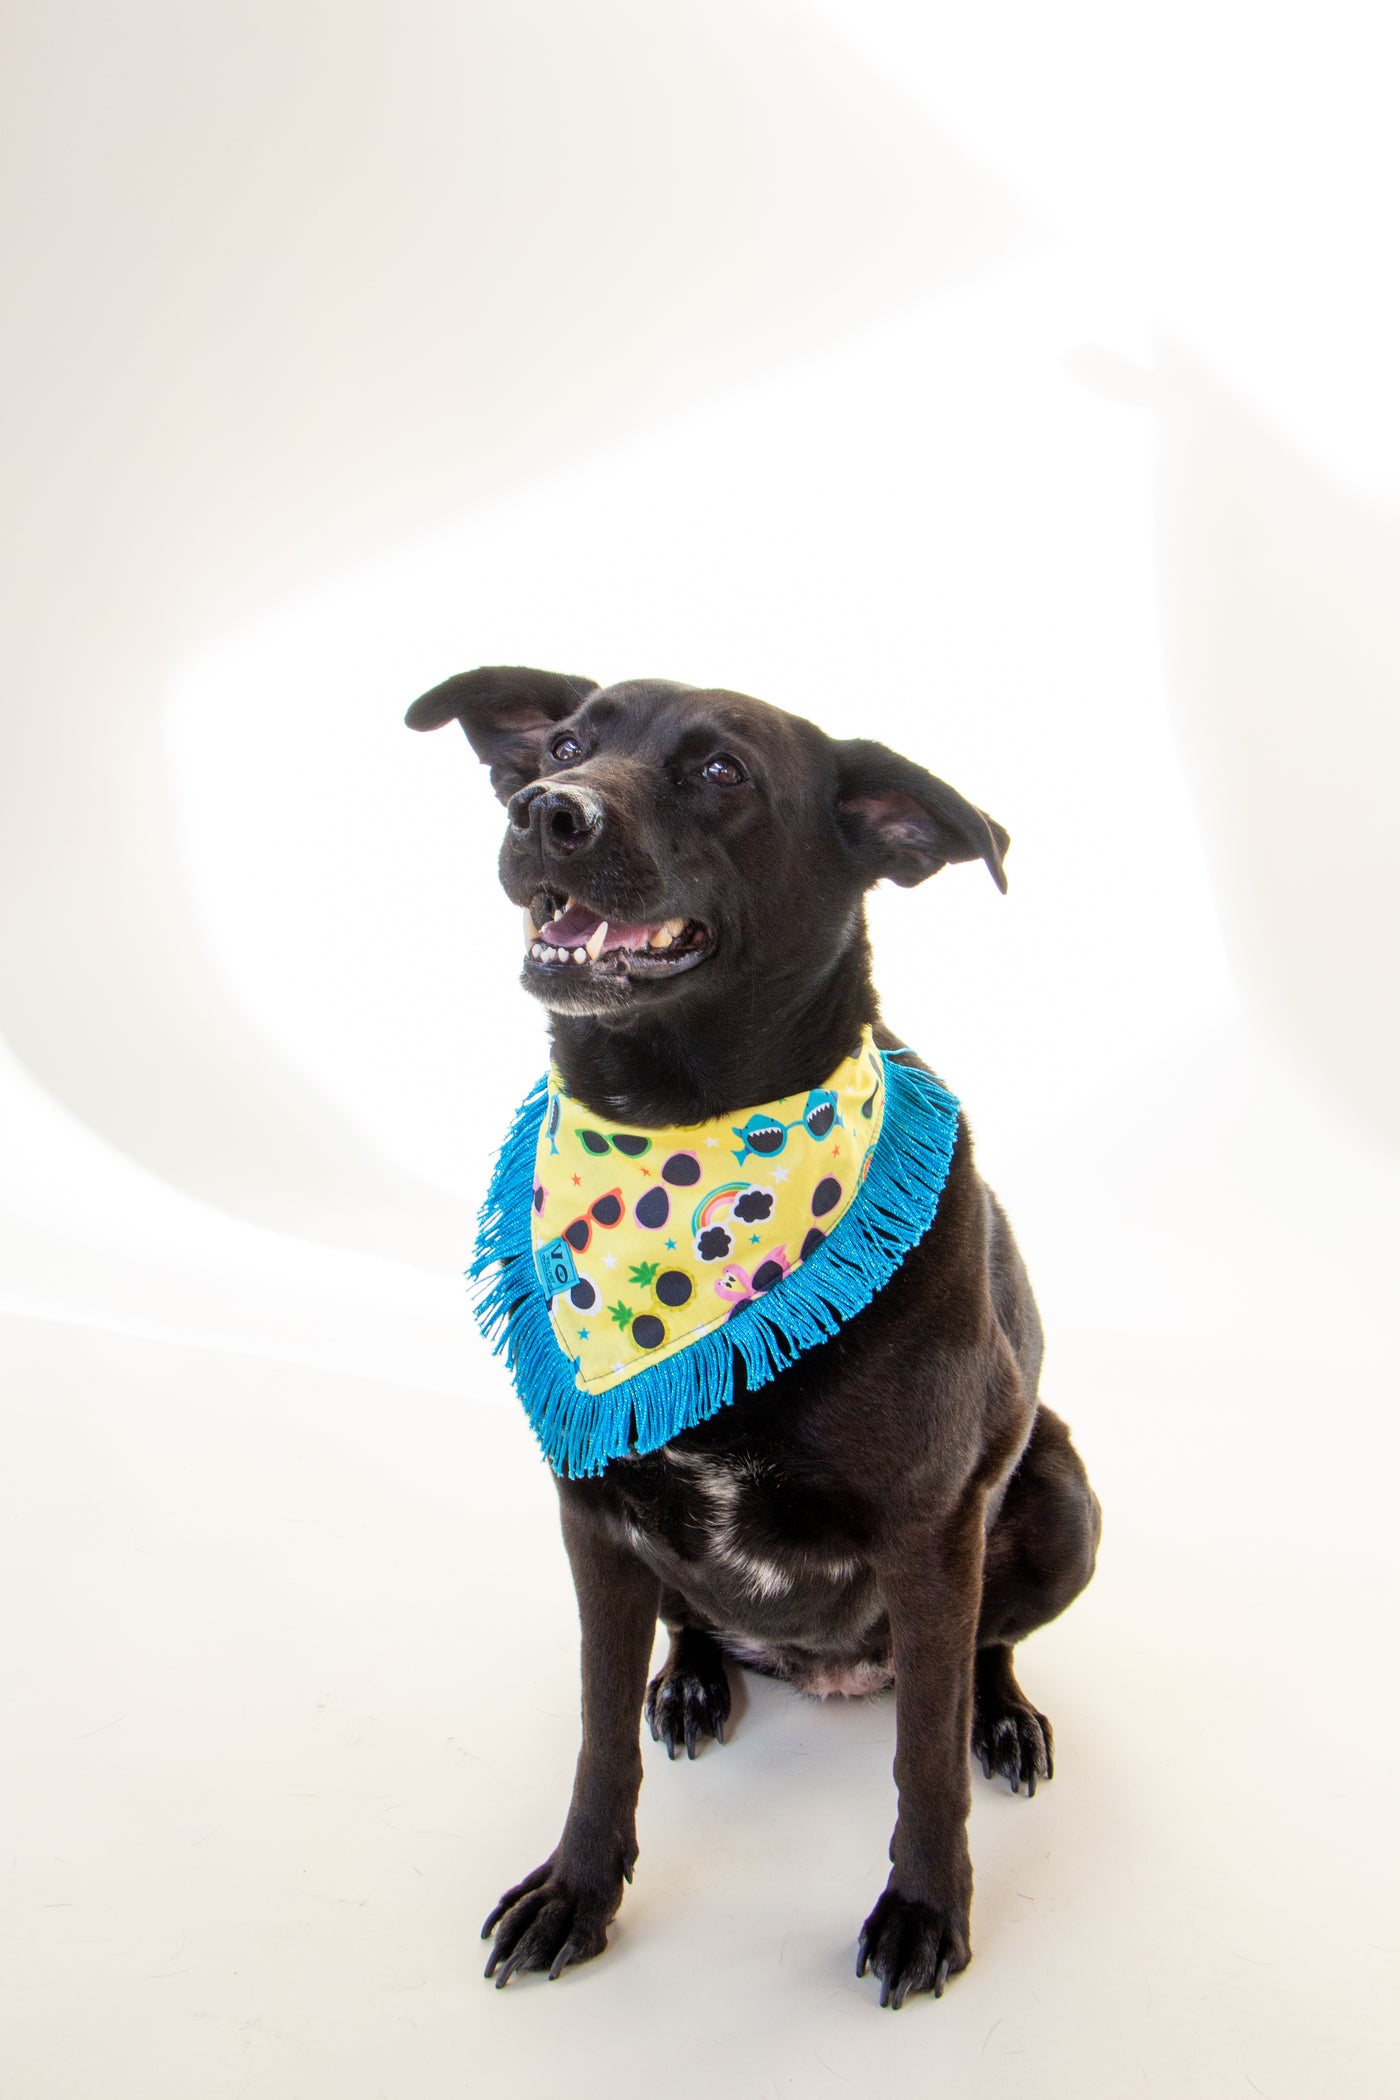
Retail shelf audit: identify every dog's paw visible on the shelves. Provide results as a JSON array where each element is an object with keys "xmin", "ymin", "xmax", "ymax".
[
  {"xmin": 971, "ymin": 1695, "xmax": 1054, "ymax": 1796},
  {"xmin": 644, "ymin": 1650, "xmax": 731, "ymax": 1760},
  {"xmin": 481, "ymin": 1861, "xmax": 617, "ymax": 1987},
  {"xmin": 856, "ymin": 1886, "xmax": 971, "ymax": 2009}
]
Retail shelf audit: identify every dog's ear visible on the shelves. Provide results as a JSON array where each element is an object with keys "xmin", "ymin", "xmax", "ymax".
[
  {"xmin": 835, "ymin": 738, "xmax": 1009, "ymax": 892},
  {"xmin": 405, "ymin": 666, "xmax": 599, "ymax": 803}
]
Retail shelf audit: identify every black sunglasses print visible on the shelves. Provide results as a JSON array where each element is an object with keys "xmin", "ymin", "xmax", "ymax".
[{"xmin": 577, "ymin": 1128, "xmax": 652, "ymax": 1158}]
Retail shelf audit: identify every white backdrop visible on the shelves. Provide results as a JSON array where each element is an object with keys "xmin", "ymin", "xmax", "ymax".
[{"xmin": 4, "ymin": 5, "xmax": 1398, "ymax": 2095}]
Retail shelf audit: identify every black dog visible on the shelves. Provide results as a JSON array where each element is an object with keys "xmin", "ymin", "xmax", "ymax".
[{"xmin": 406, "ymin": 666, "xmax": 1101, "ymax": 2009}]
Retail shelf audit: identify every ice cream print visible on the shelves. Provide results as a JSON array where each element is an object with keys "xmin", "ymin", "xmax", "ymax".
[{"xmin": 530, "ymin": 1027, "xmax": 889, "ymax": 1395}]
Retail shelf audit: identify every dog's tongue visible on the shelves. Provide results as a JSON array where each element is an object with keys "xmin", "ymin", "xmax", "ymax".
[{"xmin": 538, "ymin": 903, "xmax": 658, "ymax": 952}]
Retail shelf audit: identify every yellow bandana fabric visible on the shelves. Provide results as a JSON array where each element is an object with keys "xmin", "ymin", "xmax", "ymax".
[{"xmin": 530, "ymin": 1027, "xmax": 887, "ymax": 1395}]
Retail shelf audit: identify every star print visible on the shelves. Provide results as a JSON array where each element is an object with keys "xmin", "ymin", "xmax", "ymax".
[
  {"xmin": 602, "ymin": 1253, "xmax": 618, "ymax": 1270},
  {"xmin": 638, "ymin": 1166, "xmax": 651, "ymax": 1177},
  {"xmin": 772, "ymin": 1166, "xmax": 789, "ymax": 1183},
  {"xmin": 832, "ymin": 1144, "xmax": 841, "ymax": 1156},
  {"xmin": 664, "ymin": 1239, "xmax": 676, "ymax": 1250},
  {"xmin": 704, "ymin": 1137, "xmax": 720, "ymax": 1149},
  {"xmin": 578, "ymin": 1327, "xmax": 590, "ymax": 1340},
  {"xmin": 571, "ymin": 1173, "xmax": 581, "ymax": 1186},
  {"xmin": 750, "ymin": 1232, "xmax": 760, "ymax": 1244}
]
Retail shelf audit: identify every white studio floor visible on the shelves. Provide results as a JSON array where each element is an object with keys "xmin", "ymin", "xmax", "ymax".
[{"xmin": 4, "ymin": 1068, "xmax": 1397, "ymax": 2100}]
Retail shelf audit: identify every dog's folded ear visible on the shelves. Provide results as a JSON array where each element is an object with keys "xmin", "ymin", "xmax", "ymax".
[
  {"xmin": 835, "ymin": 739, "xmax": 1009, "ymax": 892},
  {"xmin": 405, "ymin": 666, "xmax": 599, "ymax": 803}
]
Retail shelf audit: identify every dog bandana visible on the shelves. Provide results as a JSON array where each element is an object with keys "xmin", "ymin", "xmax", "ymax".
[{"xmin": 472, "ymin": 1029, "xmax": 960, "ymax": 1478}]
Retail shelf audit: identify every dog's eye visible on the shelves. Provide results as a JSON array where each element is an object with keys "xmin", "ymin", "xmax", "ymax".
[
  {"xmin": 702, "ymin": 753, "xmax": 746, "ymax": 786},
  {"xmin": 550, "ymin": 733, "xmax": 582, "ymax": 764}
]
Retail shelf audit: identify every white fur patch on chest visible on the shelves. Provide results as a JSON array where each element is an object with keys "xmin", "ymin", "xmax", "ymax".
[{"xmin": 662, "ymin": 1447, "xmax": 795, "ymax": 1601}]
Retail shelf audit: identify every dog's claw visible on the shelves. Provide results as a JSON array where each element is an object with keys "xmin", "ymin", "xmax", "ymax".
[
  {"xmin": 481, "ymin": 1862, "xmax": 615, "ymax": 1986},
  {"xmin": 856, "ymin": 1886, "xmax": 970, "ymax": 2010},
  {"xmin": 970, "ymin": 1698, "xmax": 1054, "ymax": 1797},
  {"xmin": 644, "ymin": 1645, "xmax": 731, "ymax": 1762},
  {"xmin": 482, "ymin": 1860, "xmax": 550, "ymax": 1939},
  {"xmin": 547, "ymin": 1938, "xmax": 581, "ymax": 1981}
]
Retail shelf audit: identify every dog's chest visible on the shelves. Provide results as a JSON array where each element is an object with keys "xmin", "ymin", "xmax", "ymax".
[{"xmin": 606, "ymin": 1444, "xmax": 870, "ymax": 1622}]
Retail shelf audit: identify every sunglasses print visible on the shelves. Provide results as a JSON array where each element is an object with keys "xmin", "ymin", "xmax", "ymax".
[
  {"xmin": 576, "ymin": 1127, "xmax": 652, "ymax": 1158},
  {"xmin": 731, "ymin": 1088, "xmax": 841, "ymax": 1166},
  {"xmin": 562, "ymin": 1187, "xmax": 625, "ymax": 1252}
]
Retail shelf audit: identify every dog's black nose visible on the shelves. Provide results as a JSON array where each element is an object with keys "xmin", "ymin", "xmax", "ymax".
[{"xmin": 507, "ymin": 782, "xmax": 604, "ymax": 856}]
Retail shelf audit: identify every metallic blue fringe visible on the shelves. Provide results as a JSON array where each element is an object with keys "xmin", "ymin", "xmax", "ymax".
[{"xmin": 468, "ymin": 1052, "xmax": 961, "ymax": 1478}]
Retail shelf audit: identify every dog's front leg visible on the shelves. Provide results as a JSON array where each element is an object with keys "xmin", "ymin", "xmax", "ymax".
[
  {"xmin": 858, "ymin": 1488, "xmax": 986, "ymax": 2009},
  {"xmin": 482, "ymin": 1495, "xmax": 659, "ymax": 1986}
]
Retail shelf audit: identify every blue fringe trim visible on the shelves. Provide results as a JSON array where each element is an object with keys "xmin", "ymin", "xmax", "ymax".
[{"xmin": 468, "ymin": 1052, "xmax": 960, "ymax": 1479}]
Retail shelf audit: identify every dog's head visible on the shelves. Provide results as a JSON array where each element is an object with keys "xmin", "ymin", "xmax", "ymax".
[{"xmin": 406, "ymin": 666, "xmax": 1007, "ymax": 1025}]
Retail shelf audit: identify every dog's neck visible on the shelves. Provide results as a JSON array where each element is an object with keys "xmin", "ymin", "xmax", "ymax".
[{"xmin": 547, "ymin": 924, "xmax": 879, "ymax": 1127}]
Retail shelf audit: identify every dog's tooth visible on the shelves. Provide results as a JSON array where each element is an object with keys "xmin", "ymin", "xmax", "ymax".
[
  {"xmin": 573, "ymin": 947, "xmax": 586, "ymax": 964},
  {"xmin": 650, "ymin": 926, "xmax": 673, "ymax": 949},
  {"xmin": 584, "ymin": 920, "xmax": 609, "ymax": 961}
]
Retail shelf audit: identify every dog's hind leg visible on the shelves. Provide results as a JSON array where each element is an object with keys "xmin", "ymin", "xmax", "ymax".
[
  {"xmin": 970, "ymin": 1645, "xmax": 1054, "ymax": 1795},
  {"xmin": 645, "ymin": 1591, "xmax": 732, "ymax": 1759},
  {"xmin": 972, "ymin": 1405, "xmax": 1101, "ymax": 1795}
]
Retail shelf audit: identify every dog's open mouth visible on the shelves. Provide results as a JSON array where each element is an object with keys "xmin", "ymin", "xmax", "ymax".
[{"xmin": 523, "ymin": 891, "xmax": 714, "ymax": 981}]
